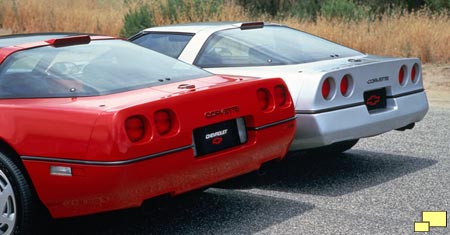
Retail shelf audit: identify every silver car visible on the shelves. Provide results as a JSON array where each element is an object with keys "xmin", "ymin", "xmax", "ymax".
[{"xmin": 130, "ymin": 22, "xmax": 429, "ymax": 154}]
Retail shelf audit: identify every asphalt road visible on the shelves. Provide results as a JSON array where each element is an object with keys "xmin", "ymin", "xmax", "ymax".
[{"xmin": 47, "ymin": 98, "xmax": 450, "ymax": 235}]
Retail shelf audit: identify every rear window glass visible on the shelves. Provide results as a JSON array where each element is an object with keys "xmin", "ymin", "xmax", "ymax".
[
  {"xmin": 0, "ymin": 39, "xmax": 211, "ymax": 98},
  {"xmin": 132, "ymin": 33, "xmax": 193, "ymax": 58},
  {"xmin": 195, "ymin": 25, "xmax": 363, "ymax": 68}
]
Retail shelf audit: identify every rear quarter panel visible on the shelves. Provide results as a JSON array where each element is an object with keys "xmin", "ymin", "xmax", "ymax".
[{"xmin": 0, "ymin": 98, "xmax": 101, "ymax": 159}]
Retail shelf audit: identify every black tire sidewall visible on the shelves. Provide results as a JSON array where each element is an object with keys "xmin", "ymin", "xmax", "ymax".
[{"xmin": 0, "ymin": 152, "xmax": 34, "ymax": 235}]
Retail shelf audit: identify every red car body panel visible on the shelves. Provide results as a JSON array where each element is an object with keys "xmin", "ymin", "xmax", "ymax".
[
  {"xmin": 22, "ymin": 121, "xmax": 293, "ymax": 218},
  {"xmin": 0, "ymin": 35, "xmax": 296, "ymax": 219},
  {"xmin": 3, "ymin": 75, "xmax": 295, "ymax": 218}
]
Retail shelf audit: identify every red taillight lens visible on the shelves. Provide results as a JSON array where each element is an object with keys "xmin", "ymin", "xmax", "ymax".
[
  {"xmin": 340, "ymin": 75, "xmax": 349, "ymax": 96},
  {"xmin": 398, "ymin": 66, "xmax": 406, "ymax": 85},
  {"xmin": 274, "ymin": 85, "xmax": 287, "ymax": 107},
  {"xmin": 257, "ymin": 88, "xmax": 270, "ymax": 110},
  {"xmin": 411, "ymin": 64, "xmax": 418, "ymax": 83},
  {"xmin": 322, "ymin": 78, "xmax": 331, "ymax": 99},
  {"xmin": 154, "ymin": 110, "xmax": 172, "ymax": 135},
  {"xmin": 125, "ymin": 116, "xmax": 146, "ymax": 142}
]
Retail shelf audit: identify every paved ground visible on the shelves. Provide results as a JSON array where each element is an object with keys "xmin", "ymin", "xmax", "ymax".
[{"xmin": 46, "ymin": 84, "xmax": 450, "ymax": 234}]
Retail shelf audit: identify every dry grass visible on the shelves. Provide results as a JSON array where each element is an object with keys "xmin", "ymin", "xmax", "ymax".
[
  {"xmin": 282, "ymin": 11, "xmax": 450, "ymax": 63},
  {"xmin": 0, "ymin": 0, "xmax": 449, "ymax": 63},
  {"xmin": 0, "ymin": 0, "xmax": 128, "ymax": 35}
]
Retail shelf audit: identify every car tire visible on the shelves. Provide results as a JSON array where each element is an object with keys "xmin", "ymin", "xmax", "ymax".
[
  {"xmin": 309, "ymin": 139, "xmax": 359, "ymax": 156},
  {"xmin": 0, "ymin": 151, "xmax": 37, "ymax": 235}
]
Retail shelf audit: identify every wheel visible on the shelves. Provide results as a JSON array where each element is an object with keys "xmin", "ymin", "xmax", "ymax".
[
  {"xmin": 308, "ymin": 139, "xmax": 359, "ymax": 156},
  {"xmin": 0, "ymin": 152, "xmax": 36, "ymax": 235}
]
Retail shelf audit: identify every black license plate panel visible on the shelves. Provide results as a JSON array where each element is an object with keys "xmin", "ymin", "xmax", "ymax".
[
  {"xmin": 193, "ymin": 119, "xmax": 242, "ymax": 157},
  {"xmin": 364, "ymin": 88, "xmax": 387, "ymax": 111}
]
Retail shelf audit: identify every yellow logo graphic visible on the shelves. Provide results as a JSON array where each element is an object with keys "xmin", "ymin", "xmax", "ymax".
[{"xmin": 414, "ymin": 211, "xmax": 447, "ymax": 232}]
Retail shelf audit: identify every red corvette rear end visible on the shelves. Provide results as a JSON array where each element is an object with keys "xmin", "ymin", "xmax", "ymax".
[
  {"xmin": 0, "ymin": 34, "xmax": 295, "ymax": 234},
  {"xmin": 20, "ymin": 76, "xmax": 295, "ymax": 218}
]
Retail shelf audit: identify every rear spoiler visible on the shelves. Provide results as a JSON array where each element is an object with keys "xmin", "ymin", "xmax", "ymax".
[{"xmin": 236, "ymin": 22, "xmax": 264, "ymax": 30}]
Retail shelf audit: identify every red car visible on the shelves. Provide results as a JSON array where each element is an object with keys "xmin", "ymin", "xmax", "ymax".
[{"xmin": 0, "ymin": 34, "xmax": 296, "ymax": 234}]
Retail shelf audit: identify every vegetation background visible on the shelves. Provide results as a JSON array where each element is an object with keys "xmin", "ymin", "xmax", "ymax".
[{"xmin": 0, "ymin": 0, "xmax": 449, "ymax": 64}]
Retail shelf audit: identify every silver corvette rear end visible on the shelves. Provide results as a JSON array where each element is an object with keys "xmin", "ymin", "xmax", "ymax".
[
  {"xmin": 292, "ymin": 56, "xmax": 428, "ymax": 150},
  {"xmin": 130, "ymin": 22, "xmax": 429, "ymax": 153}
]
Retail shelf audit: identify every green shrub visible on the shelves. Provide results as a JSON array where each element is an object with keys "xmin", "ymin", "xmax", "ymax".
[
  {"xmin": 235, "ymin": 0, "xmax": 449, "ymax": 20},
  {"xmin": 281, "ymin": 0, "xmax": 321, "ymax": 20},
  {"xmin": 320, "ymin": 0, "xmax": 366, "ymax": 21},
  {"xmin": 191, "ymin": 0, "xmax": 223, "ymax": 21},
  {"xmin": 119, "ymin": 4, "xmax": 154, "ymax": 38},
  {"xmin": 159, "ymin": 0, "xmax": 185, "ymax": 23},
  {"xmin": 425, "ymin": 0, "xmax": 450, "ymax": 13},
  {"xmin": 159, "ymin": 0, "xmax": 222, "ymax": 23},
  {"xmin": 237, "ymin": 0, "xmax": 280, "ymax": 17}
]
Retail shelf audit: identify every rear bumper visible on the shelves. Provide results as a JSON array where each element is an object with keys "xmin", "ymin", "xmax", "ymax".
[
  {"xmin": 22, "ymin": 118, "xmax": 295, "ymax": 218},
  {"xmin": 289, "ymin": 91, "xmax": 428, "ymax": 150}
]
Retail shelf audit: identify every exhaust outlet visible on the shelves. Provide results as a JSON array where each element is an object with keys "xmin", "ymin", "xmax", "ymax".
[
  {"xmin": 396, "ymin": 122, "xmax": 415, "ymax": 131},
  {"xmin": 257, "ymin": 158, "xmax": 279, "ymax": 176}
]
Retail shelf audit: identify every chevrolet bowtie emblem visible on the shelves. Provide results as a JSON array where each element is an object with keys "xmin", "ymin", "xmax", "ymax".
[{"xmin": 366, "ymin": 95, "xmax": 381, "ymax": 106}]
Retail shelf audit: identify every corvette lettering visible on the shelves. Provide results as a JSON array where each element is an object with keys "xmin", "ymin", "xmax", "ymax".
[
  {"xmin": 205, "ymin": 106, "xmax": 239, "ymax": 118},
  {"xmin": 205, "ymin": 129, "xmax": 228, "ymax": 140},
  {"xmin": 366, "ymin": 95, "xmax": 381, "ymax": 106},
  {"xmin": 367, "ymin": 76, "xmax": 389, "ymax": 84}
]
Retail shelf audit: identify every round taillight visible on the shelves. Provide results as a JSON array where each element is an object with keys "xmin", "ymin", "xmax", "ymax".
[
  {"xmin": 340, "ymin": 75, "xmax": 349, "ymax": 96},
  {"xmin": 398, "ymin": 66, "xmax": 406, "ymax": 85},
  {"xmin": 322, "ymin": 78, "xmax": 331, "ymax": 99},
  {"xmin": 154, "ymin": 110, "xmax": 172, "ymax": 135},
  {"xmin": 274, "ymin": 85, "xmax": 287, "ymax": 107},
  {"xmin": 125, "ymin": 116, "xmax": 146, "ymax": 142},
  {"xmin": 257, "ymin": 88, "xmax": 270, "ymax": 110},
  {"xmin": 411, "ymin": 63, "xmax": 418, "ymax": 83}
]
